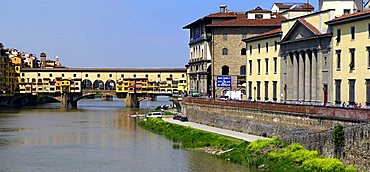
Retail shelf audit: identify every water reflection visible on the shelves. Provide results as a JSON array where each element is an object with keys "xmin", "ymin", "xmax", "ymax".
[{"xmin": 0, "ymin": 98, "xmax": 252, "ymax": 172}]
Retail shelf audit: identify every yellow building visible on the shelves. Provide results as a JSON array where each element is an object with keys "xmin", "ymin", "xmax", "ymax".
[
  {"xmin": 243, "ymin": 28, "xmax": 282, "ymax": 102},
  {"xmin": 326, "ymin": 10, "xmax": 370, "ymax": 106},
  {"xmin": 0, "ymin": 50, "xmax": 5, "ymax": 95},
  {"xmin": 20, "ymin": 68, "xmax": 186, "ymax": 96}
]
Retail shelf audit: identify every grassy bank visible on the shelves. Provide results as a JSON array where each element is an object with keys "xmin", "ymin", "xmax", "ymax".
[{"xmin": 139, "ymin": 118, "xmax": 357, "ymax": 172}]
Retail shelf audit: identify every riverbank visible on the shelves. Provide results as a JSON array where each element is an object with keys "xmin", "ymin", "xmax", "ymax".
[{"xmin": 139, "ymin": 118, "xmax": 356, "ymax": 172}]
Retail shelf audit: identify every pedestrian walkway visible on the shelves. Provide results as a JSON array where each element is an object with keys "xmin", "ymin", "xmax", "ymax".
[{"xmin": 162, "ymin": 118, "xmax": 268, "ymax": 142}]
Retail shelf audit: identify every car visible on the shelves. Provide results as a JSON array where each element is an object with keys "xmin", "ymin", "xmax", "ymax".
[
  {"xmin": 146, "ymin": 112, "xmax": 163, "ymax": 118},
  {"xmin": 219, "ymin": 95, "xmax": 229, "ymax": 100},
  {"xmin": 173, "ymin": 114, "xmax": 188, "ymax": 122}
]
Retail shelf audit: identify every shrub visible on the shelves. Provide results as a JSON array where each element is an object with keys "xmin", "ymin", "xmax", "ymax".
[{"xmin": 302, "ymin": 158, "xmax": 346, "ymax": 172}]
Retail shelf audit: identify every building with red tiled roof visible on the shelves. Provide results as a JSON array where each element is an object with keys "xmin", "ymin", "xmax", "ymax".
[
  {"xmin": 271, "ymin": 3, "xmax": 314, "ymax": 13},
  {"xmin": 183, "ymin": 5, "xmax": 286, "ymax": 98}
]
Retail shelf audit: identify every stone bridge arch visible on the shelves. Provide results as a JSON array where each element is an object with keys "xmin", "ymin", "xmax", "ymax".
[
  {"xmin": 93, "ymin": 80, "xmax": 104, "ymax": 90},
  {"xmin": 82, "ymin": 79, "xmax": 93, "ymax": 90},
  {"xmin": 105, "ymin": 80, "xmax": 116, "ymax": 90}
]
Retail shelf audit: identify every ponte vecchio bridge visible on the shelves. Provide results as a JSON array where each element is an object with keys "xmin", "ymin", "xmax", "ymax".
[{"xmin": 19, "ymin": 68, "xmax": 187, "ymax": 108}]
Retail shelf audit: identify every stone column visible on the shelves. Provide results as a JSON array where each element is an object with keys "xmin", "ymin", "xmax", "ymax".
[
  {"xmin": 316, "ymin": 50, "xmax": 323, "ymax": 103},
  {"xmin": 305, "ymin": 51, "xmax": 311, "ymax": 102},
  {"xmin": 286, "ymin": 54, "xmax": 293, "ymax": 101},
  {"xmin": 298, "ymin": 52, "xmax": 305, "ymax": 101},
  {"xmin": 311, "ymin": 51, "xmax": 317, "ymax": 102},
  {"xmin": 292, "ymin": 53, "xmax": 298, "ymax": 101}
]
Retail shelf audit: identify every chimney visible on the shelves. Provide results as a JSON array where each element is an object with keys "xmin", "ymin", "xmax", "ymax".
[{"xmin": 219, "ymin": 5, "xmax": 227, "ymax": 12}]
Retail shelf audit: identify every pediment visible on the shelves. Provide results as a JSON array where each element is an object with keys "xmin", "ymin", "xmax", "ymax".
[{"xmin": 282, "ymin": 19, "xmax": 321, "ymax": 42}]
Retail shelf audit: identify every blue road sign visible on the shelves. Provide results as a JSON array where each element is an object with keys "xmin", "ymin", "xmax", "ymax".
[{"xmin": 217, "ymin": 76, "xmax": 231, "ymax": 87}]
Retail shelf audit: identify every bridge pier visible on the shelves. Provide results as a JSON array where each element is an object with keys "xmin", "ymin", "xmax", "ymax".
[
  {"xmin": 61, "ymin": 93, "xmax": 79, "ymax": 108},
  {"xmin": 125, "ymin": 93, "xmax": 140, "ymax": 108}
]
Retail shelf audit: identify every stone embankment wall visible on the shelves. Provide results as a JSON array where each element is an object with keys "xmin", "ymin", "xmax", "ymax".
[{"xmin": 181, "ymin": 98, "xmax": 370, "ymax": 170}]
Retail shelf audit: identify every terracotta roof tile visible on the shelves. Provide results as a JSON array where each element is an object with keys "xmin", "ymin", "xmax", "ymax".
[
  {"xmin": 243, "ymin": 28, "xmax": 282, "ymax": 42},
  {"xmin": 246, "ymin": 9, "xmax": 272, "ymax": 13},
  {"xmin": 204, "ymin": 12, "xmax": 238, "ymax": 18},
  {"xmin": 298, "ymin": 19, "xmax": 322, "ymax": 35},
  {"xmin": 274, "ymin": 3, "xmax": 314, "ymax": 10},
  {"xmin": 252, "ymin": 28, "xmax": 282, "ymax": 38},
  {"xmin": 207, "ymin": 14, "xmax": 286, "ymax": 27},
  {"xmin": 274, "ymin": 3, "xmax": 292, "ymax": 9},
  {"xmin": 326, "ymin": 10, "xmax": 370, "ymax": 24}
]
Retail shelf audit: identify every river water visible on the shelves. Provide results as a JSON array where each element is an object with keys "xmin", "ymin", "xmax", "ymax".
[{"xmin": 0, "ymin": 97, "xmax": 253, "ymax": 172}]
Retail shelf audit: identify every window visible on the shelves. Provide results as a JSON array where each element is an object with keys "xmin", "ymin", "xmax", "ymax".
[
  {"xmin": 344, "ymin": 9, "xmax": 350, "ymax": 15},
  {"xmin": 62, "ymin": 74, "xmax": 65, "ymax": 77},
  {"xmin": 49, "ymin": 73, "xmax": 52, "ymax": 77},
  {"xmin": 349, "ymin": 79, "xmax": 356, "ymax": 105},
  {"xmin": 241, "ymin": 48, "xmax": 246, "ymax": 55},
  {"xmin": 158, "ymin": 74, "xmax": 160, "ymax": 78},
  {"xmin": 182, "ymin": 74, "xmax": 185, "ymax": 78},
  {"xmin": 274, "ymin": 41, "xmax": 277, "ymax": 51},
  {"xmin": 256, "ymin": 81, "xmax": 261, "ymax": 100},
  {"xmin": 367, "ymin": 47, "xmax": 370, "ymax": 68},
  {"xmin": 223, "ymin": 33, "xmax": 228, "ymax": 40},
  {"xmin": 97, "ymin": 74, "xmax": 100, "ymax": 78},
  {"xmin": 336, "ymin": 50, "xmax": 341, "ymax": 69},
  {"xmin": 109, "ymin": 74, "xmax": 112, "ymax": 77},
  {"xmin": 266, "ymin": 42, "xmax": 268, "ymax": 52},
  {"xmin": 255, "ymin": 14, "xmax": 263, "ymax": 19},
  {"xmin": 38, "ymin": 73, "xmax": 40, "ymax": 77},
  {"xmin": 248, "ymin": 81, "xmax": 252, "ymax": 99},
  {"xmin": 22, "ymin": 73, "xmax": 25, "ymax": 77},
  {"xmin": 222, "ymin": 65, "xmax": 229, "ymax": 75},
  {"xmin": 133, "ymin": 74, "xmax": 136, "ymax": 77},
  {"xmin": 366, "ymin": 79, "xmax": 370, "ymax": 106},
  {"xmin": 73, "ymin": 74, "xmax": 76, "ymax": 77},
  {"xmin": 351, "ymin": 26, "xmax": 355, "ymax": 40},
  {"xmin": 257, "ymin": 59, "xmax": 261, "ymax": 75},
  {"xmin": 145, "ymin": 74, "xmax": 148, "ymax": 78},
  {"xmin": 85, "ymin": 74, "xmax": 88, "ymax": 77},
  {"xmin": 258, "ymin": 44, "xmax": 261, "ymax": 53},
  {"xmin": 368, "ymin": 23, "xmax": 370, "ymax": 38},
  {"xmin": 249, "ymin": 45, "xmax": 252, "ymax": 54},
  {"xmin": 249, "ymin": 60, "xmax": 252, "ymax": 75},
  {"xmin": 273, "ymin": 57, "xmax": 277, "ymax": 74},
  {"xmin": 170, "ymin": 74, "xmax": 172, "ymax": 78},
  {"xmin": 265, "ymin": 58, "xmax": 269, "ymax": 74},
  {"xmin": 240, "ymin": 65, "xmax": 246, "ymax": 75},
  {"xmin": 264, "ymin": 81, "xmax": 269, "ymax": 101},
  {"xmin": 336, "ymin": 29, "xmax": 341, "ymax": 43},
  {"xmin": 273, "ymin": 81, "xmax": 277, "ymax": 101},
  {"xmin": 222, "ymin": 48, "xmax": 228, "ymax": 55},
  {"xmin": 335, "ymin": 80, "xmax": 341, "ymax": 105},
  {"xmin": 349, "ymin": 49, "xmax": 355, "ymax": 70}
]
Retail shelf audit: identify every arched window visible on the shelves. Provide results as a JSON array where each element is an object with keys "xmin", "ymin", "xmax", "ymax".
[
  {"xmin": 222, "ymin": 48, "xmax": 228, "ymax": 55},
  {"xmin": 241, "ymin": 48, "xmax": 246, "ymax": 55},
  {"xmin": 240, "ymin": 65, "xmax": 246, "ymax": 75},
  {"xmin": 21, "ymin": 78, "xmax": 25, "ymax": 83},
  {"xmin": 222, "ymin": 65, "xmax": 229, "ymax": 75}
]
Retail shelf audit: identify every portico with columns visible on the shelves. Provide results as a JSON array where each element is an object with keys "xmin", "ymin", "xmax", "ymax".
[{"xmin": 280, "ymin": 19, "xmax": 332, "ymax": 104}]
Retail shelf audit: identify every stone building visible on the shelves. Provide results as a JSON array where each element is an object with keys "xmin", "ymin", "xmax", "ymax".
[
  {"xmin": 208, "ymin": 7, "xmax": 286, "ymax": 98},
  {"xmin": 183, "ymin": 5, "xmax": 238, "ymax": 96}
]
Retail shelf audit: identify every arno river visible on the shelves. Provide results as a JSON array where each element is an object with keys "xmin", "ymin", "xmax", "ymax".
[{"xmin": 0, "ymin": 97, "xmax": 253, "ymax": 172}]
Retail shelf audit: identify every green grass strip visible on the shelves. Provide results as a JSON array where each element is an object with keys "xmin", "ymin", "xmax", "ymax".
[{"xmin": 139, "ymin": 118, "xmax": 357, "ymax": 172}]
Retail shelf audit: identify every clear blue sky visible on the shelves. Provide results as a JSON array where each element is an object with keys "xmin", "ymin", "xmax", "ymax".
[{"xmin": 0, "ymin": 0, "xmax": 316, "ymax": 68}]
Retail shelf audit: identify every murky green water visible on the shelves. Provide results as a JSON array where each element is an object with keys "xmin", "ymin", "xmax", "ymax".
[{"xmin": 0, "ymin": 98, "xmax": 253, "ymax": 172}]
